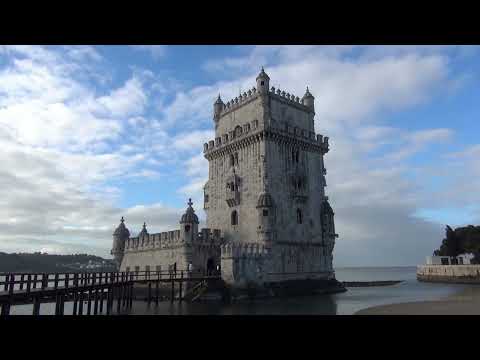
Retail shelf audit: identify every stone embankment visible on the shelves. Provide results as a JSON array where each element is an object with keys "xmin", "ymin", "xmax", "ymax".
[{"xmin": 417, "ymin": 265, "xmax": 480, "ymax": 284}]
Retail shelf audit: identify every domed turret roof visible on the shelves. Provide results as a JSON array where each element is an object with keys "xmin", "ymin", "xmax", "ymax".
[
  {"xmin": 257, "ymin": 192, "xmax": 274, "ymax": 208},
  {"xmin": 138, "ymin": 222, "xmax": 149, "ymax": 238},
  {"xmin": 302, "ymin": 86, "xmax": 314, "ymax": 99},
  {"xmin": 215, "ymin": 94, "xmax": 224, "ymax": 104},
  {"xmin": 113, "ymin": 217, "xmax": 130, "ymax": 237},
  {"xmin": 180, "ymin": 198, "xmax": 199, "ymax": 224},
  {"xmin": 256, "ymin": 67, "xmax": 270, "ymax": 81}
]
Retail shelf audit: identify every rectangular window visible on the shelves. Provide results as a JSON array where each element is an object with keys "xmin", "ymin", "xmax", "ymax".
[
  {"xmin": 156, "ymin": 265, "xmax": 161, "ymax": 272},
  {"xmin": 134, "ymin": 266, "xmax": 140, "ymax": 273},
  {"xmin": 263, "ymin": 209, "xmax": 269, "ymax": 216},
  {"xmin": 145, "ymin": 265, "xmax": 150, "ymax": 272},
  {"xmin": 126, "ymin": 267, "xmax": 130, "ymax": 272}
]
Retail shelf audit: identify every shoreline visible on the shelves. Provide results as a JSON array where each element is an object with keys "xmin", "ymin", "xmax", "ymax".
[{"xmin": 355, "ymin": 285, "xmax": 480, "ymax": 315}]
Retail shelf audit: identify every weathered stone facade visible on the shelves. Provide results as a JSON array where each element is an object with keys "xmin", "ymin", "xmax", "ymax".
[
  {"xmin": 204, "ymin": 68, "xmax": 338, "ymax": 288},
  {"xmin": 111, "ymin": 68, "xmax": 338, "ymax": 291},
  {"xmin": 113, "ymin": 200, "xmax": 223, "ymax": 276}
]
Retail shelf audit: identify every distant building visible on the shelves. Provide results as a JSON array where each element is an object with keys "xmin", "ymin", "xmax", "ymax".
[{"xmin": 426, "ymin": 253, "xmax": 474, "ymax": 265}]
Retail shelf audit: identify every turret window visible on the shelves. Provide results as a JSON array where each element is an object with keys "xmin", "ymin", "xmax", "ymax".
[
  {"xmin": 231, "ymin": 210, "xmax": 238, "ymax": 225},
  {"xmin": 185, "ymin": 225, "xmax": 191, "ymax": 232},
  {"xmin": 296, "ymin": 209, "xmax": 303, "ymax": 224},
  {"xmin": 263, "ymin": 209, "xmax": 269, "ymax": 217}
]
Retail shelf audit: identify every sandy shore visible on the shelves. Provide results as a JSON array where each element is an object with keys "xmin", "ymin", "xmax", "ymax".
[{"xmin": 355, "ymin": 286, "xmax": 480, "ymax": 315}]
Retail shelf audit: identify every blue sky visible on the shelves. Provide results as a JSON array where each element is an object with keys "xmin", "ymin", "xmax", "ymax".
[{"xmin": 0, "ymin": 45, "xmax": 479, "ymax": 266}]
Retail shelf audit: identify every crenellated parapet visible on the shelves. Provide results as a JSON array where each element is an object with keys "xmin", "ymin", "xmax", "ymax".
[
  {"xmin": 125, "ymin": 230, "xmax": 181, "ymax": 252},
  {"xmin": 269, "ymin": 86, "xmax": 312, "ymax": 112},
  {"xmin": 221, "ymin": 242, "xmax": 270, "ymax": 259},
  {"xmin": 124, "ymin": 228, "xmax": 223, "ymax": 253},
  {"xmin": 204, "ymin": 128, "xmax": 329, "ymax": 160}
]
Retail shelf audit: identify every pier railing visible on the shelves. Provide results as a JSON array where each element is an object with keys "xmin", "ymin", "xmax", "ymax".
[{"xmin": 0, "ymin": 270, "xmax": 221, "ymax": 316}]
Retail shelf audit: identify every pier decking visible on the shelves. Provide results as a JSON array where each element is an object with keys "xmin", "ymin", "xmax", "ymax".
[{"xmin": 0, "ymin": 270, "xmax": 220, "ymax": 316}]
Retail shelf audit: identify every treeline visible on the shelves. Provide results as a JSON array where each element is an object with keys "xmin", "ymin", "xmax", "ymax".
[
  {"xmin": 0, "ymin": 252, "xmax": 116, "ymax": 273},
  {"xmin": 433, "ymin": 225, "xmax": 480, "ymax": 263}
]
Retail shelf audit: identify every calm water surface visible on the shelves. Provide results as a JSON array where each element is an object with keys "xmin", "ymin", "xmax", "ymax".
[{"xmin": 6, "ymin": 267, "xmax": 470, "ymax": 315}]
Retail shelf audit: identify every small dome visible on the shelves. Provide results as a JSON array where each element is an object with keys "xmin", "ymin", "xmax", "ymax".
[
  {"xmin": 256, "ymin": 66, "xmax": 270, "ymax": 81},
  {"xmin": 113, "ymin": 217, "xmax": 130, "ymax": 237},
  {"xmin": 180, "ymin": 198, "xmax": 199, "ymax": 224},
  {"xmin": 214, "ymin": 94, "xmax": 224, "ymax": 104},
  {"xmin": 138, "ymin": 222, "xmax": 149, "ymax": 238},
  {"xmin": 256, "ymin": 192, "xmax": 274, "ymax": 208},
  {"xmin": 302, "ymin": 86, "xmax": 314, "ymax": 99}
]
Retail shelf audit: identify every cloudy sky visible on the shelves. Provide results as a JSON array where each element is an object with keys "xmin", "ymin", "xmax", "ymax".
[{"xmin": 0, "ymin": 45, "xmax": 479, "ymax": 266}]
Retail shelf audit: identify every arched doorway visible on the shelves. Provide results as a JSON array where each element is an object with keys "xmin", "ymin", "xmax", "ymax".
[{"xmin": 206, "ymin": 257, "xmax": 215, "ymax": 276}]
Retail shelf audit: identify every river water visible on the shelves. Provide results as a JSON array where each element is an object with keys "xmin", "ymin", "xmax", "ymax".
[{"xmin": 4, "ymin": 267, "xmax": 470, "ymax": 315}]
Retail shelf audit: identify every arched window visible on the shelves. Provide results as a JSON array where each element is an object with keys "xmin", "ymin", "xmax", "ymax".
[
  {"xmin": 231, "ymin": 210, "xmax": 238, "ymax": 225},
  {"xmin": 184, "ymin": 225, "xmax": 190, "ymax": 232},
  {"xmin": 295, "ymin": 150, "xmax": 299, "ymax": 163},
  {"xmin": 296, "ymin": 208, "xmax": 303, "ymax": 224},
  {"xmin": 234, "ymin": 152, "xmax": 239, "ymax": 165},
  {"xmin": 235, "ymin": 126, "xmax": 242, "ymax": 137},
  {"xmin": 230, "ymin": 154, "xmax": 235, "ymax": 167}
]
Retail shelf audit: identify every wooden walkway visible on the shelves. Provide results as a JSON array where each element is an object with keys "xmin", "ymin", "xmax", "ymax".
[{"xmin": 0, "ymin": 270, "xmax": 220, "ymax": 316}]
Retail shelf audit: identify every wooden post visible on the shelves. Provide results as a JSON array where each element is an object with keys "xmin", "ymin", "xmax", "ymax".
[
  {"xmin": 33, "ymin": 274, "xmax": 37, "ymax": 289},
  {"xmin": 73, "ymin": 273, "xmax": 79, "ymax": 315},
  {"xmin": 179, "ymin": 271, "xmax": 183, "ymax": 302},
  {"xmin": 32, "ymin": 296, "xmax": 40, "ymax": 315},
  {"xmin": 116, "ymin": 285, "xmax": 122, "ymax": 313},
  {"xmin": 60, "ymin": 293, "xmax": 65, "ymax": 315},
  {"xmin": 9, "ymin": 274, "xmax": 15, "ymax": 295},
  {"xmin": 106, "ymin": 286, "xmax": 112, "ymax": 315},
  {"xmin": 99, "ymin": 289, "xmax": 104, "ymax": 313},
  {"xmin": 147, "ymin": 282, "xmax": 152, "ymax": 305},
  {"xmin": 54, "ymin": 273, "xmax": 59, "ymax": 290},
  {"xmin": 41, "ymin": 274, "xmax": 47, "ymax": 290},
  {"xmin": 87, "ymin": 289, "xmax": 92, "ymax": 315},
  {"xmin": 3, "ymin": 273, "xmax": 8, "ymax": 292},
  {"xmin": 55, "ymin": 293, "xmax": 60, "ymax": 315},
  {"xmin": 130, "ymin": 282, "xmax": 134, "ymax": 308},
  {"xmin": 155, "ymin": 281, "xmax": 159, "ymax": 305},
  {"xmin": 78, "ymin": 292, "xmax": 84, "ymax": 315},
  {"xmin": 94, "ymin": 289, "xmax": 99, "ymax": 315},
  {"xmin": 20, "ymin": 274, "xmax": 25, "ymax": 290},
  {"xmin": 26, "ymin": 274, "xmax": 31, "ymax": 293},
  {"xmin": 65, "ymin": 273, "xmax": 69, "ymax": 289},
  {"xmin": 1, "ymin": 302, "xmax": 10, "ymax": 316},
  {"xmin": 171, "ymin": 278, "xmax": 174, "ymax": 303}
]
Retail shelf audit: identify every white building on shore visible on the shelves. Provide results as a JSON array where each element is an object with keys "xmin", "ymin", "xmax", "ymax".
[{"xmin": 426, "ymin": 253, "xmax": 475, "ymax": 265}]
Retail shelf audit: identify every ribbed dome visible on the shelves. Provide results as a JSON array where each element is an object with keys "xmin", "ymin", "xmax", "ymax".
[
  {"xmin": 113, "ymin": 217, "xmax": 130, "ymax": 238},
  {"xmin": 256, "ymin": 192, "xmax": 274, "ymax": 208},
  {"xmin": 256, "ymin": 66, "xmax": 270, "ymax": 81},
  {"xmin": 303, "ymin": 86, "xmax": 314, "ymax": 99},
  {"xmin": 138, "ymin": 222, "xmax": 149, "ymax": 238},
  {"xmin": 180, "ymin": 198, "xmax": 199, "ymax": 224}
]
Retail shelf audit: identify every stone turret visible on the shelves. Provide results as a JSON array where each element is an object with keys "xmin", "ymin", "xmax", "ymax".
[
  {"xmin": 111, "ymin": 217, "xmax": 130, "ymax": 270},
  {"xmin": 256, "ymin": 178, "xmax": 275, "ymax": 247},
  {"xmin": 302, "ymin": 86, "xmax": 315, "ymax": 113},
  {"xmin": 180, "ymin": 198, "xmax": 199, "ymax": 242},
  {"xmin": 256, "ymin": 67, "xmax": 270, "ymax": 95},
  {"xmin": 213, "ymin": 94, "xmax": 224, "ymax": 125}
]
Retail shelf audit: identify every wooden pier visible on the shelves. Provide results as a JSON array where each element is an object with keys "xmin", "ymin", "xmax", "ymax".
[{"xmin": 0, "ymin": 270, "xmax": 220, "ymax": 316}]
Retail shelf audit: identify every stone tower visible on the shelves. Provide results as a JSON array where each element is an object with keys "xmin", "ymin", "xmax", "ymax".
[
  {"xmin": 111, "ymin": 217, "xmax": 130, "ymax": 269},
  {"xmin": 203, "ymin": 68, "xmax": 337, "ymax": 286}
]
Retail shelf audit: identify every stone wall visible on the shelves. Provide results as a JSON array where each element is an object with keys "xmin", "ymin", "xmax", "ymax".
[{"xmin": 417, "ymin": 265, "xmax": 480, "ymax": 283}]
